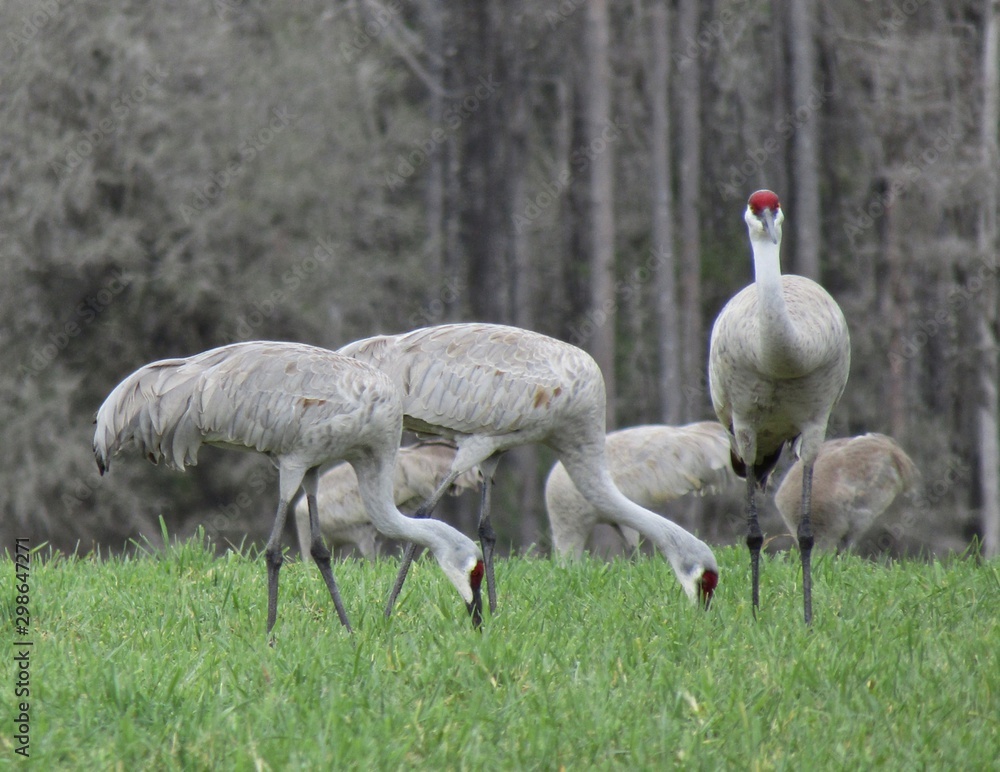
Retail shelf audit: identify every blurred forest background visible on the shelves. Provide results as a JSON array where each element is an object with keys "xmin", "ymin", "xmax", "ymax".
[{"xmin": 2, "ymin": 0, "xmax": 998, "ymax": 561}]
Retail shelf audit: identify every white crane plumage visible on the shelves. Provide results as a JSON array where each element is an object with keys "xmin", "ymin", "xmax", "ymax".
[
  {"xmin": 545, "ymin": 422, "xmax": 737, "ymax": 556},
  {"xmin": 339, "ymin": 323, "xmax": 719, "ymax": 614},
  {"xmin": 294, "ymin": 441, "xmax": 480, "ymax": 561},
  {"xmin": 93, "ymin": 341, "xmax": 484, "ymax": 635},
  {"xmin": 708, "ymin": 190, "xmax": 850, "ymax": 623},
  {"xmin": 774, "ymin": 433, "xmax": 918, "ymax": 552}
]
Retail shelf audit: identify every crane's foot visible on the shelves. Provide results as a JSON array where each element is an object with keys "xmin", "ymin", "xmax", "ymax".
[
  {"xmin": 747, "ymin": 529, "xmax": 763, "ymax": 619},
  {"xmin": 265, "ymin": 546, "xmax": 283, "ymax": 642},
  {"xmin": 799, "ymin": 531, "xmax": 814, "ymax": 626},
  {"xmin": 479, "ymin": 521, "xmax": 497, "ymax": 615},
  {"xmin": 311, "ymin": 542, "xmax": 353, "ymax": 633}
]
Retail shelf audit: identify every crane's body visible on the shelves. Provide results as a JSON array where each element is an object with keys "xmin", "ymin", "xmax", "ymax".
[
  {"xmin": 294, "ymin": 442, "xmax": 479, "ymax": 561},
  {"xmin": 708, "ymin": 190, "xmax": 850, "ymax": 623},
  {"xmin": 775, "ymin": 433, "xmax": 918, "ymax": 552},
  {"xmin": 340, "ymin": 323, "xmax": 719, "ymax": 612},
  {"xmin": 545, "ymin": 421, "xmax": 736, "ymax": 556},
  {"xmin": 94, "ymin": 341, "xmax": 484, "ymax": 634}
]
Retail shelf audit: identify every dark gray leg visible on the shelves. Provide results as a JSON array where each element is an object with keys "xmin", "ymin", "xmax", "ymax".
[
  {"xmin": 385, "ymin": 467, "xmax": 464, "ymax": 617},
  {"xmin": 798, "ymin": 462, "xmax": 816, "ymax": 625},
  {"xmin": 304, "ymin": 468, "xmax": 352, "ymax": 632},
  {"xmin": 746, "ymin": 467, "xmax": 763, "ymax": 616}
]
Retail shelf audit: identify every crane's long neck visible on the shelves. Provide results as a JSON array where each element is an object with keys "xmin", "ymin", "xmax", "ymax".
[
  {"xmin": 352, "ymin": 453, "xmax": 442, "ymax": 547},
  {"xmin": 558, "ymin": 445, "xmax": 714, "ymax": 599},
  {"xmin": 752, "ymin": 236, "xmax": 804, "ymax": 373}
]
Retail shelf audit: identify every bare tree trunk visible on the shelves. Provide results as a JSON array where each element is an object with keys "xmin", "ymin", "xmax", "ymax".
[
  {"xmin": 978, "ymin": 0, "xmax": 1000, "ymax": 558},
  {"xmin": 585, "ymin": 0, "xmax": 617, "ymax": 426},
  {"xmin": 676, "ymin": 0, "xmax": 702, "ymax": 420},
  {"xmin": 789, "ymin": 0, "xmax": 820, "ymax": 280},
  {"xmin": 422, "ymin": 0, "xmax": 446, "ymax": 289},
  {"xmin": 504, "ymin": 8, "xmax": 541, "ymax": 553},
  {"xmin": 883, "ymin": 180, "xmax": 908, "ymax": 441},
  {"xmin": 649, "ymin": 0, "xmax": 681, "ymax": 424}
]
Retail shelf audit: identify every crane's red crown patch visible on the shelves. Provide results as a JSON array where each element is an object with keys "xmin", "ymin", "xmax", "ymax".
[{"xmin": 748, "ymin": 189, "xmax": 780, "ymax": 215}]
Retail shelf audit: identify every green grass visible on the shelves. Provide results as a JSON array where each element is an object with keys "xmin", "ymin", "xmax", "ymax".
[{"xmin": 2, "ymin": 533, "xmax": 998, "ymax": 769}]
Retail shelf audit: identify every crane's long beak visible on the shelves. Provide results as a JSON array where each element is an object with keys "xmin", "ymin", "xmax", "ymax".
[
  {"xmin": 467, "ymin": 587, "xmax": 483, "ymax": 629},
  {"xmin": 763, "ymin": 208, "xmax": 779, "ymax": 244}
]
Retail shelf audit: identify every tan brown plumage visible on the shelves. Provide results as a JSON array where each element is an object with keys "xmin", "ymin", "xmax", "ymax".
[
  {"xmin": 340, "ymin": 323, "xmax": 719, "ymax": 614},
  {"xmin": 94, "ymin": 341, "xmax": 484, "ymax": 634},
  {"xmin": 294, "ymin": 441, "xmax": 479, "ymax": 561},
  {"xmin": 774, "ymin": 433, "xmax": 918, "ymax": 552},
  {"xmin": 545, "ymin": 422, "xmax": 736, "ymax": 556}
]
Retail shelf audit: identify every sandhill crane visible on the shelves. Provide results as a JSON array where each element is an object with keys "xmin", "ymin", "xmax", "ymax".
[
  {"xmin": 545, "ymin": 422, "xmax": 737, "ymax": 556},
  {"xmin": 775, "ymin": 433, "xmax": 918, "ymax": 552},
  {"xmin": 93, "ymin": 341, "xmax": 485, "ymax": 635},
  {"xmin": 708, "ymin": 190, "xmax": 850, "ymax": 623},
  {"xmin": 339, "ymin": 323, "xmax": 719, "ymax": 614},
  {"xmin": 294, "ymin": 441, "xmax": 480, "ymax": 561}
]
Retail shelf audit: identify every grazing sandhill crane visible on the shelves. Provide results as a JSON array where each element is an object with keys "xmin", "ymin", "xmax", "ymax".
[
  {"xmin": 545, "ymin": 422, "xmax": 737, "ymax": 556},
  {"xmin": 708, "ymin": 190, "xmax": 850, "ymax": 623},
  {"xmin": 294, "ymin": 441, "xmax": 480, "ymax": 561},
  {"xmin": 93, "ymin": 341, "xmax": 484, "ymax": 635},
  {"xmin": 339, "ymin": 323, "xmax": 719, "ymax": 614},
  {"xmin": 775, "ymin": 433, "xmax": 918, "ymax": 552}
]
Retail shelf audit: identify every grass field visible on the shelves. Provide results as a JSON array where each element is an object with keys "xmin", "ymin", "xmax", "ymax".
[{"xmin": 2, "ymin": 532, "xmax": 998, "ymax": 769}]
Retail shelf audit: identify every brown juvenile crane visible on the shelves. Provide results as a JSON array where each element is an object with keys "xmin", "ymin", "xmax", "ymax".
[
  {"xmin": 708, "ymin": 190, "xmax": 850, "ymax": 623},
  {"xmin": 93, "ymin": 341, "xmax": 484, "ymax": 635},
  {"xmin": 774, "ymin": 433, "xmax": 918, "ymax": 553},
  {"xmin": 339, "ymin": 323, "xmax": 719, "ymax": 616},
  {"xmin": 294, "ymin": 441, "xmax": 480, "ymax": 561},
  {"xmin": 545, "ymin": 421, "xmax": 737, "ymax": 556}
]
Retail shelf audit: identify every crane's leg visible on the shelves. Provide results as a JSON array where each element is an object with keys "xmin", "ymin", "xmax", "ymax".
[
  {"xmin": 745, "ymin": 465, "xmax": 763, "ymax": 617},
  {"xmin": 385, "ymin": 467, "xmax": 466, "ymax": 618},
  {"xmin": 475, "ymin": 454, "xmax": 502, "ymax": 614},
  {"xmin": 303, "ymin": 468, "xmax": 352, "ymax": 633},
  {"xmin": 798, "ymin": 462, "xmax": 816, "ymax": 625},
  {"xmin": 265, "ymin": 467, "xmax": 308, "ymax": 639}
]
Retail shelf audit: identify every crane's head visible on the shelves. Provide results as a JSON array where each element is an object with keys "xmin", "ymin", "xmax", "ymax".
[
  {"xmin": 672, "ymin": 551, "xmax": 720, "ymax": 610},
  {"xmin": 435, "ymin": 544, "xmax": 485, "ymax": 629},
  {"xmin": 745, "ymin": 189, "xmax": 783, "ymax": 245}
]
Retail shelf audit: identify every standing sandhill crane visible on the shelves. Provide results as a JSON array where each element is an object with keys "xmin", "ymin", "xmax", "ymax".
[
  {"xmin": 93, "ymin": 341, "xmax": 484, "ymax": 635},
  {"xmin": 708, "ymin": 190, "xmax": 850, "ymax": 623},
  {"xmin": 339, "ymin": 323, "xmax": 719, "ymax": 615},
  {"xmin": 545, "ymin": 422, "xmax": 737, "ymax": 556},
  {"xmin": 775, "ymin": 433, "xmax": 918, "ymax": 552},
  {"xmin": 294, "ymin": 441, "xmax": 480, "ymax": 561}
]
